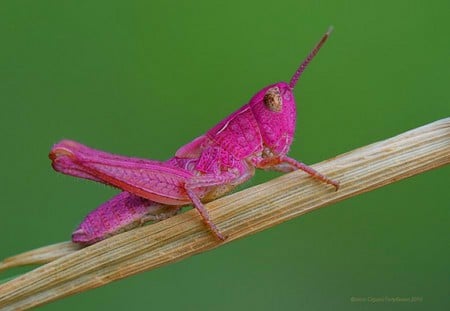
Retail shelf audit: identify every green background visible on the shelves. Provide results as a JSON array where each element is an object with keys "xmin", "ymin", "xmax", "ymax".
[{"xmin": 1, "ymin": 0, "xmax": 449, "ymax": 310}]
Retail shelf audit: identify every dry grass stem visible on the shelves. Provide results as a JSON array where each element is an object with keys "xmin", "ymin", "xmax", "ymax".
[
  {"xmin": 0, "ymin": 118, "xmax": 449, "ymax": 310},
  {"xmin": 0, "ymin": 242, "xmax": 81, "ymax": 273}
]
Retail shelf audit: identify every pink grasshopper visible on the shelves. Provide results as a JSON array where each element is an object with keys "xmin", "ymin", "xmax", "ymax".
[{"xmin": 50, "ymin": 28, "xmax": 339, "ymax": 244}]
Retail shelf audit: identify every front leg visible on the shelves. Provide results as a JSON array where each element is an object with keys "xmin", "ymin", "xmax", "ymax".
[{"xmin": 253, "ymin": 155, "xmax": 339, "ymax": 190}]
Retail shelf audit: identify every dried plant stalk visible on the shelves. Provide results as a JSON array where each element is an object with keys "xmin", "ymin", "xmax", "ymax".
[
  {"xmin": 0, "ymin": 242, "xmax": 81, "ymax": 273},
  {"xmin": 0, "ymin": 118, "xmax": 449, "ymax": 310}
]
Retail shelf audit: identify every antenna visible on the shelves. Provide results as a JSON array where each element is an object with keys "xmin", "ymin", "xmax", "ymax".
[{"xmin": 289, "ymin": 26, "xmax": 333, "ymax": 89}]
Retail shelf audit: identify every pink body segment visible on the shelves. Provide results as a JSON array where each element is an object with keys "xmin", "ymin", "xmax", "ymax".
[
  {"xmin": 49, "ymin": 28, "xmax": 339, "ymax": 244},
  {"xmin": 71, "ymin": 191, "xmax": 181, "ymax": 244}
]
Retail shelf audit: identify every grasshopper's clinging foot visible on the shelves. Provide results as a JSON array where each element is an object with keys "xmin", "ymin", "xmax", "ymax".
[{"xmin": 281, "ymin": 156, "xmax": 340, "ymax": 191}]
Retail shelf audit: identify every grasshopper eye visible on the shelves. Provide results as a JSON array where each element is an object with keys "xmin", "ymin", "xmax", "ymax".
[{"xmin": 263, "ymin": 86, "xmax": 282, "ymax": 112}]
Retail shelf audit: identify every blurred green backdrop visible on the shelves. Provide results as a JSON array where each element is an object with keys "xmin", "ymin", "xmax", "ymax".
[{"xmin": 1, "ymin": 0, "xmax": 449, "ymax": 310}]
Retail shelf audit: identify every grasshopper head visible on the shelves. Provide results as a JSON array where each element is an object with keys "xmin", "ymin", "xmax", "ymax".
[
  {"xmin": 250, "ymin": 28, "xmax": 332, "ymax": 156},
  {"xmin": 250, "ymin": 82, "xmax": 297, "ymax": 155}
]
